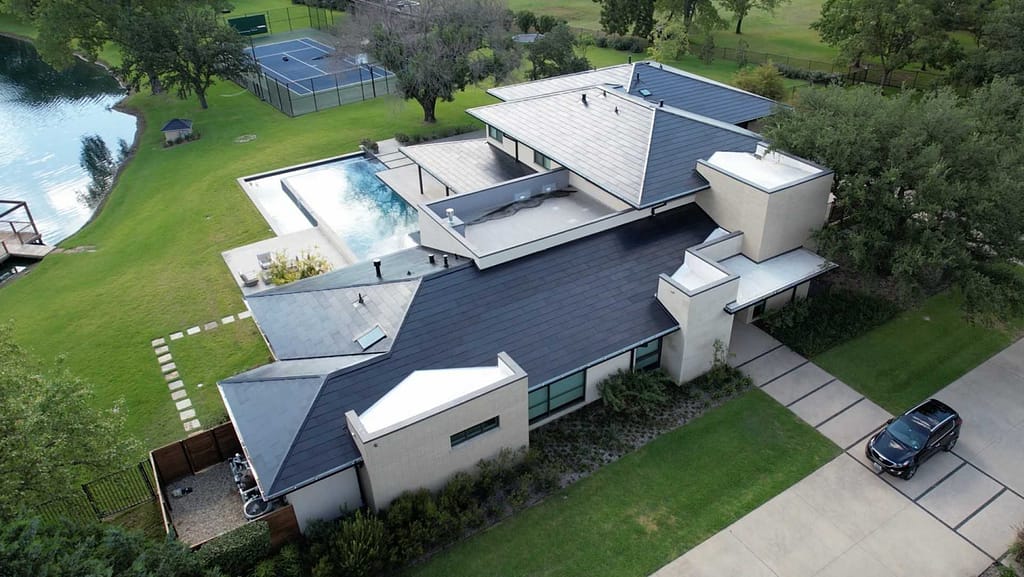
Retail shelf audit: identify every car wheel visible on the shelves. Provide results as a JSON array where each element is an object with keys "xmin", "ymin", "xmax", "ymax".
[
  {"xmin": 903, "ymin": 465, "xmax": 918, "ymax": 480},
  {"xmin": 944, "ymin": 436, "xmax": 957, "ymax": 452}
]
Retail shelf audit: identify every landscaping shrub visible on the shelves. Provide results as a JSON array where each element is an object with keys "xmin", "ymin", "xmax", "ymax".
[
  {"xmin": 383, "ymin": 489, "xmax": 446, "ymax": 562},
  {"xmin": 359, "ymin": 138, "xmax": 379, "ymax": 153},
  {"xmin": 689, "ymin": 341, "xmax": 753, "ymax": 400},
  {"xmin": 195, "ymin": 520, "xmax": 271, "ymax": 577},
  {"xmin": 1011, "ymin": 524, "xmax": 1024, "ymax": 565},
  {"xmin": 267, "ymin": 249, "xmax": 332, "ymax": 285},
  {"xmin": 773, "ymin": 62, "xmax": 844, "ymax": 85},
  {"xmin": 438, "ymin": 471, "xmax": 486, "ymax": 530},
  {"xmin": 594, "ymin": 32, "xmax": 609, "ymax": 48},
  {"xmin": 393, "ymin": 124, "xmax": 478, "ymax": 146},
  {"xmin": 733, "ymin": 62, "xmax": 787, "ymax": 101},
  {"xmin": 307, "ymin": 511, "xmax": 389, "ymax": 577},
  {"xmin": 253, "ymin": 543, "xmax": 304, "ymax": 577},
  {"xmin": 758, "ymin": 288, "xmax": 901, "ymax": 357},
  {"xmin": 598, "ymin": 369, "xmax": 673, "ymax": 417}
]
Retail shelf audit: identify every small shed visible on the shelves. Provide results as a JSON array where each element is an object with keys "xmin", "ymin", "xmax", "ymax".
[{"xmin": 161, "ymin": 118, "xmax": 193, "ymax": 144}]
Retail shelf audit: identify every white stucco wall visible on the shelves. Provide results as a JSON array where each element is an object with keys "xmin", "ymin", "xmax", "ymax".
[
  {"xmin": 657, "ymin": 274, "xmax": 739, "ymax": 382},
  {"xmin": 584, "ymin": 351, "xmax": 633, "ymax": 402},
  {"xmin": 287, "ymin": 467, "xmax": 364, "ymax": 532}
]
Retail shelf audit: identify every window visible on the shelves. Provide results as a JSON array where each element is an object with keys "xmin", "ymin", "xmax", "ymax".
[
  {"xmin": 533, "ymin": 150, "xmax": 552, "ymax": 169},
  {"xmin": 528, "ymin": 371, "xmax": 584, "ymax": 423},
  {"xmin": 633, "ymin": 338, "xmax": 662, "ymax": 372},
  {"xmin": 355, "ymin": 325, "xmax": 386, "ymax": 350},
  {"xmin": 450, "ymin": 416, "xmax": 499, "ymax": 447},
  {"xmin": 487, "ymin": 125, "xmax": 503, "ymax": 143},
  {"xmin": 751, "ymin": 300, "xmax": 767, "ymax": 320}
]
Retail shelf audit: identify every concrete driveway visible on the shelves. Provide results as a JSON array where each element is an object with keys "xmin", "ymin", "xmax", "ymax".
[{"xmin": 653, "ymin": 322, "xmax": 1024, "ymax": 577}]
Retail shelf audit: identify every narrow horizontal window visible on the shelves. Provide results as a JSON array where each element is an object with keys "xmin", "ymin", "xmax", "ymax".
[
  {"xmin": 487, "ymin": 125, "xmax": 503, "ymax": 143},
  {"xmin": 533, "ymin": 150, "xmax": 552, "ymax": 169},
  {"xmin": 450, "ymin": 416, "xmax": 499, "ymax": 447}
]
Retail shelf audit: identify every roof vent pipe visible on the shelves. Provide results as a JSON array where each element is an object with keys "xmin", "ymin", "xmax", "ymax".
[
  {"xmin": 357, "ymin": 292, "xmax": 364, "ymax": 304},
  {"xmin": 659, "ymin": 100, "xmax": 664, "ymax": 107},
  {"xmin": 428, "ymin": 254, "xmax": 435, "ymax": 265},
  {"xmin": 373, "ymin": 258, "xmax": 382, "ymax": 278},
  {"xmin": 443, "ymin": 255, "xmax": 450, "ymax": 268},
  {"xmin": 446, "ymin": 207, "xmax": 455, "ymax": 224},
  {"xmin": 635, "ymin": 72, "xmax": 640, "ymax": 82},
  {"xmin": 581, "ymin": 93, "xmax": 588, "ymax": 105}
]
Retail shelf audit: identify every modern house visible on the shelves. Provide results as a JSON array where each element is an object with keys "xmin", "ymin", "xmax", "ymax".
[{"xmin": 218, "ymin": 61, "xmax": 836, "ymax": 531}]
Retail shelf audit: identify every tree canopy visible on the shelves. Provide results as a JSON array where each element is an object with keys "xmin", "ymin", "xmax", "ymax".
[
  {"xmin": 764, "ymin": 82, "xmax": 1024, "ymax": 318},
  {"xmin": 343, "ymin": 0, "xmax": 519, "ymax": 123},
  {"xmin": 812, "ymin": 0, "xmax": 961, "ymax": 83},
  {"xmin": 526, "ymin": 24, "xmax": 591, "ymax": 80},
  {"xmin": 595, "ymin": 0, "xmax": 656, "ymax": 38},
  {"xmin": 0, "ymin": 324, "xmax": 135, "ymax": 521},
  {"xmin": 717, "ymin": 0, "xmax": 789, "ymax": 34},
  {"xmin": 955, "ymin": 0, "xmax": 1024, "ymax": 87}
]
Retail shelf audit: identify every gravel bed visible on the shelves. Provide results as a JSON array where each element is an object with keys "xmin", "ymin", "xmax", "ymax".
[{"xmin": 166, "ymin": 461, "xmax": 247, "ymax": 545}]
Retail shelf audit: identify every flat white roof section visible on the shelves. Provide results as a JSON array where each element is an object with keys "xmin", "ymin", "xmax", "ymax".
[
  {"xmin": 705, "ymin": 147, "xmax": 824, "ymax": 191},
  {"xmin": 671, "ymin": 253, "xmax": 729, "ymax": 292},
  {"xmin": 721, "ymin": 249, "xmax": 836, "ymax": 310},
  {"xmin": 358, "ymin": 364, "xmax": 514, "ymax": 434},
  {"xmin": 400, "ymin": 140, "xmax": 535, "ymax": 195}
]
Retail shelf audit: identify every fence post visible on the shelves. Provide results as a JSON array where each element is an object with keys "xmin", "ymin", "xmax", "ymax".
[
  {"xmin": 311, "ymin": 80, "xmax": 319, "ymax": 111},
  {"xmin": 287, "ymin": 6, "xmax": 294, "ymax": 31},
  {"xmin": 286, "ymin": 83, "xmax": 294, "ymax": 116},
  {"xmin": 335, "ymin": 74, "xmax": 342, "ymax": 104},
  {"xmin": 358, "ymin": 67, "xmax": 366, "ymax": 100},
  {"xmin": 81, "ymin": 483, "xmax": 103, "ymax": 519},
  {"xmin": 138, "ymin": 461, "xmax": 155, "ymax": 498}
]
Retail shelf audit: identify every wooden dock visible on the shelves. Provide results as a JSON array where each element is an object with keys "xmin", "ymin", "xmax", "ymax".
[{"xmin": 0, "ymin": 200, "xmax": 53, "ymax": 264}]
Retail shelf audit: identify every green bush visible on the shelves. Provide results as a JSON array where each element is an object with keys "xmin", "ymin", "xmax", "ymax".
[
  {"xmin": 438, "ymin": 471, "xmax": 485, "ymax": 530},
  {"xmin": 359, "ymin": 138, "xmax": 379, "ymax": 153},
  {"xmin": 758, "ymin": 288, "xmax": 901, "ymax": 357},
  {"xmin": 1011, "ymin": 524, "xmax": 1024, "ymax": 565},
  {"xmin": 308, "ymin": 511, "xmax": 389, "ymax": 577},
  {"xmin": 773, "ymin": 62, "xmax": 844, "ymax": 85},
  {"xmin": 733, "ymin": 62, "xmax": 787, "ymax": 101},
  {"xmin": 594, "ymin": 33, "xmax": 609, "ymax": 48},
  {"xmin": 535, "ymin": 14, "xmax": 560, "ymax": 34},
  {"xmin": 253, "ymin": 543, "xmax": 304, "ymax": 577},
  {"xmin": 514, "ymin": 10, "xmax": 536, "ymax": 33},
  {"xmin": 383, "ymin": 489, "xmax": 446, "ymax": 562},
  {"xmin": 689, "ymin": 341, "xmax": 753, "ymax": 400},
  {"xmin": 598, "ymin": 369, "xmax": 673, "ymax": 417},
  {"xmin": 266, "ymin": 249, "xmax": 332, "ymax": 285},
  {"xmin": 196, "ymin": 520, "xmax": 271, "ymax": 577}
]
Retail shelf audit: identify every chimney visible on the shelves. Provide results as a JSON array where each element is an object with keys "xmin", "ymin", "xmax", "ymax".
[
  {"xmin": 428, "ymin": 254, "xmax": 435, "ymax": 265},
  {"xmin": 581, "ymin": 93, "xmax": 588, "ymax": 105},
  {"xmin": 659, "ymin": 100, "xmax": 664, "ymax": 108},
  {"xmin": 446, "ymin": 207, "xmax": 455, "ymax": 224},
  {"xmin": 443, "ymin": 255, "xmax": 449, "ymax": 268},
  {"xmin": 373, "ymin": 259, "xmax": 382, "ymax": 278}
]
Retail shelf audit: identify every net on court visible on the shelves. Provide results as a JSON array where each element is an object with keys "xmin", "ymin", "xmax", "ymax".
[{"xmin": 245, "ymin": 37, "xmax": 392, "ymax": 95}]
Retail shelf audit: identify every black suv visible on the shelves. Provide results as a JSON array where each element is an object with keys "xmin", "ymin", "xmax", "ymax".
[{"xmin": 866, "ymin": 398, "xmax": 962, "ymax": 480}]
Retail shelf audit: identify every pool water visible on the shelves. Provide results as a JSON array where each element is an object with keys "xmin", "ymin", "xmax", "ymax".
[{"xmin": 275, "ymin": 156, "xmax": 418, "ymax": 261}]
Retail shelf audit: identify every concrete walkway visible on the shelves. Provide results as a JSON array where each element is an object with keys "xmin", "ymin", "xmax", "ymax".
[{"xmin": 652, "ymin": 321, "xmax": 1024, "ymax": 577}]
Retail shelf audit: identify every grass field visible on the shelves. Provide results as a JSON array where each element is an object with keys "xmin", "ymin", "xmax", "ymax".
[
  {"xmin": 407, "ymin": 390, "xmax": 838, "ymax": 577},
  {"xmin": 815, "ymin": 292, "xmax": 1023, "ymax": 414}
]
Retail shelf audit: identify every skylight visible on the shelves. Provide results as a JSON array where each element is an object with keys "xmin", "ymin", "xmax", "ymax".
[
  {"xmin": 638, "ymin": 88, "xmax": 652, "ymax": 97},
  {"xmin": 355, "ymin": 325, "xmax": 386, "ymax": 350}
]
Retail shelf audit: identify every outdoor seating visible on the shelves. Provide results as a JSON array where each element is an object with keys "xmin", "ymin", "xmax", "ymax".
[
  {"xmin": 240, "ymin": 271, "xmax": 259, "ymax": 287},
  {"xmin": 257, "ymin": 252, "xmax": 273, "ymax": 270}
]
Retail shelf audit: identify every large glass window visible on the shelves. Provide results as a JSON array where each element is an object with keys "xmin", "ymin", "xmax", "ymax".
[
  {"xmin": 528, "ymin": 371, "xmax": 584, "ymax": 423},
  {"xmin": 533, "ymin": 150, "xmax": 552, "ymax": 169},
  {"xmin": 487, "ymin": 125, "xmax": 503, "ymax": 143},
  {"xmin": 633, "ymin": 338, "xmax": 662, "ymax": 372},
  {"xmin": 450, "ymin": 416, "xmax": 499, "ymax": 447}
]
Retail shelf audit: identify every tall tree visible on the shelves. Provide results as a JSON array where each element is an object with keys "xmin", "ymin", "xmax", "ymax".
[
  {"xmin": 955, "ymin": 0, "xmax": 1024, "ymax": 86},
  {"xmin": 717, "ymin": 0, "xmax": 789, "ymax": 34},
  {"xmin": 595, "ymin": 0, "xmax": 656, "ymax": 38},
  {"xmin": 0, "ymin": 324, "xmax": 135, "ymax": 521},
  {"xmin": 764, "ymin": 82, "xmax": 1024, "ymax": 315},
  {"xmin": 527, "ymin": 24, "xmax": 591, "ymax": 79},
  {"xmin": 656, "ymin": 0, "xmax": 721, "ymax": 30},
  {"xmin": 812, "ymin": 0, "xmax": 961, "ymax": 84},
  {"xmin": 161, "ymin": 5, "xmax": 251, "ymax": 109},
  {"xmin": 341, "ymin": 0, "xmax": 520, "ymax": 123}
]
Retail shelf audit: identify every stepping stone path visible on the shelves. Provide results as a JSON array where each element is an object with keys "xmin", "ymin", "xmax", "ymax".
[{"xmin": 150, "ymin": 309, "xmax": 251, "ymax": 432}]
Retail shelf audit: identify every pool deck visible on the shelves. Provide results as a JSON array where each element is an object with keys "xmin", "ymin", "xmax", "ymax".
[{"xmin": 221, "ymin": 228, "xmax": 352, "ymax": 296}]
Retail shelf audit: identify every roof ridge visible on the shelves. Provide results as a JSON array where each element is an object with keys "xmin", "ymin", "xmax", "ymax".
[
  {"xmin": 486, "ymin": 63, "xmax": 632, "ymax": 100},
  {"xmin": 637, "ymin": 107, "xmax": 659, "ymax": 203}
]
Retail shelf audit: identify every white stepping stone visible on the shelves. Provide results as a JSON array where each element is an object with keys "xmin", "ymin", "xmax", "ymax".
[
  {"xmin": 183, "ymin": 419, "xmax": 201, "ymax": 432},
  {"xmin": 186, "ymin": 326, "xmax": 201, "ymax": 336},
  {"xmin": 160, "ymin": 362, "xmax": 177, "ymax": 373},
  {"xmin": 151, "ymin": 338, "xmax": 166, "ymax": 347},
  {"xmin": 164, "ymin": 371, "xmax": 179, "ymax": 381},
  {"xmin": 203, "ymin": 321, "xmax": 218, "ymax": 331},
  {"xmin": 154, "ymin": 345, "xmax": 169, "ymax": 355},
  {"xmin": 197, "ymin": 383, "xmax": 204, "ymax": 388},
  {"xmin": 157, "ymin": 353, "xmax": 173, "ymax": 364},
  {"xmin": 175, "ymin": 398, "xmax": 193, "ymax": 411},
  {"xmin": 237, "ymin": 310, "xmax": 252, "ymax": 320},
  {"xmin": 221, "ymin": 315, "xmax": 236, "ymax": 324},
  {"xmin": 171, "ymin": 389, "xmax": 187, "ymax": 400},
  {"xmin": 168, "ymin": 380, "xmax": 184, "ymax": 391},
  {"xmin": 179, "ymin": 408, "xmax": 196, "ymax": 420},
  {"xmin": 170, "ymin": 332, "xmax": 184, "ymax": 341}
]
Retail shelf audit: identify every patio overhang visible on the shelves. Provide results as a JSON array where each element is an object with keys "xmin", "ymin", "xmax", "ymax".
[
  {"xmin": 723, "ymin": 249, "xmax": 838, "ymax": 312},
  {"xmin": 400, "ymin": 139, "xmax": 535, "ymax": 197}
]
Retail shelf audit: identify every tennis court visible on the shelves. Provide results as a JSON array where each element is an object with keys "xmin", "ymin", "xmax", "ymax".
[{"xmin": 246, "ymin": 37, "xmax": 392, "ymax": 95}]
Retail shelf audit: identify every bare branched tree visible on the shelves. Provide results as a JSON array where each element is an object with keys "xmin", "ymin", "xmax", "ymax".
[{"xmin": 338, "ymin": 0, "xmax": 520, "ymax": 123}]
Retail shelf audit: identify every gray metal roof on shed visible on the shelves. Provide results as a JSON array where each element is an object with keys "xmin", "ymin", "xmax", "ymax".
[
  {"xmin": 487, "ymin": 64, "xmax": 631, "ymax": 101},
  {"xmin": 400, "ymin": 139, "xmax": 536, "ymax": 194},
  {"xmin": 160, "ymin": 118, "xmax": 192, "ymax": 131},
  {"xmin": 467, "ymin": 88, "xmax": 761, "ymax": 207},
  {"xmin": 265, "ymin": 204, "xmax": 717, "ymax": 496},
  {"xmin": 627, "ymin": 62, "xmax": 778, "ymax": 125},
  {"xmin": 247, "ymin": 279, "xmax": 419, "ymax": 360}
]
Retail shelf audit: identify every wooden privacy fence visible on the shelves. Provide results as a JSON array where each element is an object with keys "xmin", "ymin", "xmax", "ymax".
[
  {"xmin": 36, "ymin": 461, "xmax": 157, "ymax": 523},
  {"xmin": 151, "ymin": 422, "xmax": 243, "ymax": 484}
]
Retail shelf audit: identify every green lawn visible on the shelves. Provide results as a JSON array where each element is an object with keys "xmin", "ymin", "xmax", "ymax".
[
  {"xmin": 407, "ymin": 390, "xmax": 838, "ymax": 577},
  {"xmin": 814, "ymin": 292, "xmax": 1022, "ymax": 414}
]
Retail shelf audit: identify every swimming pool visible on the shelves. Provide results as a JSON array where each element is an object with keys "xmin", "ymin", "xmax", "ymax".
[{"xmin": 246, "ymin": 155, "xmax": 418, "ymax": 262}]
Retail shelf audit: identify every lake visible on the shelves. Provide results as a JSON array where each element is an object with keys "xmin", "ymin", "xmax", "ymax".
[{"xmin": 0, "ymin": 34, "xmax": 137, "ymax": 245}]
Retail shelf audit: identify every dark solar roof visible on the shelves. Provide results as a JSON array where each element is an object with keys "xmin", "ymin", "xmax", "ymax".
[
  {"xmin": 266, "ymin": 205, "xmax": 717, "ymax": 496},
  {"xmin": 627, "ymin": 62, "xmax": 778, "ymax": 125}
]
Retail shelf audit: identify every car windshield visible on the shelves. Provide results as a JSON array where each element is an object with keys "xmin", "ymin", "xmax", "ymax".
[{"xmin": 887, "ymin": 416, "xmax": 929, "ymax": 450}]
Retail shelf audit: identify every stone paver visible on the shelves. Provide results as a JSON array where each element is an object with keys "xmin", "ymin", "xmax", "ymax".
[
  {"xmin": 183, "ymin": 419, "xmax": 201, "ymax": 432},
  {"xmin": 814, "ymin": 544, "xmax": 896, "ymax": 577},
  {"xmin": 741, "ymin": 346, "xmax": 806, "ymax": 387},
  {"xmin": 168, "ymin": 379, "xmax": 184, "ymax": 391},
  {"xmin": 816, "ymin": 397, "xmax": 891, "ymax": 450},
  {"xmin": 157, "ymin": 353, "xmax": 173, "ymax": 364},
  {"xmin": 164, "ymin": 371, "xmax": 180, "ymax": 381},
  {"xmin": 175, "ymin": 398, "xmax": 193, "ymax": 411},
  {"xmin": 651, "ymin": 530, "xmax": 777, "ymax": 577},
  {"xmin": 179, "ymin": 408, "xmax": 196, "ymax": 420},
  {"xmin": 160, "ymin": 362, "xmax": 177, "ymax": 373},
  {"xmin": 957, "ymin": 490, "xmax": 1024, "ymax": 558},
  {"xmin": 170, "ymin": 331, "xmax": 184, "ymax": 341},
  {"xmin": 882, "ymin": 451, "xmax": 963, "ymax": 500},
  {"xmin": 203, "ymin": 321, "xmax": 218, "ymax": 331},
  {"xmin": 789, "ymin": 379, "xmax": 863, "ymax": 427},
  {"xmin": 154, "ymin": 345, "xmax": 169, "ymax": 355},
  {"xmin": 918, "ymin": 465, "xmax": 1003, "ymax": 527},
  {"xmin": 151, "ymin": 337, "xmax": 166, "ymax": 347},
  {"xmin": 186, "ymin": 326, "xmax": 201, "ymax": 336},
  {"xmin": 171, "ymin": 389, "xmax": 188, "ymax": 400},
  {"xmin": 728, "ymin": 319, "xmax": 781, "ymax": 368},
  {"xmin": 221, "ymin": 315, "xmax": 236, "ymax": 324},
  {"xmin": 761, "ymin": 362, "xmax": 833, "ymax": 406},
  {"xmin": 237, "ymin": 310, "xmax": 252, "ymax": 320}
]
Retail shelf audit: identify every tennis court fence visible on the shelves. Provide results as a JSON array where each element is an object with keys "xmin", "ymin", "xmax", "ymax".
[
  {"xmin": 222, "ymin": 5, "xmax": 338, "ymax": 35},
  {"xmin": 238, "ymin": 61, "xmax": 399, "ymax": 116}
]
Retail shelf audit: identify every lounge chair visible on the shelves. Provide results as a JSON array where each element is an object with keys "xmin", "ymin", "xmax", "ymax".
[
  {"xmin": 257, "ymin": 252, "xmax": 273, "ymax": 270},
  {"xmin": 240, "ymin": 271, "xmax": 259, "ymax": 287}
]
